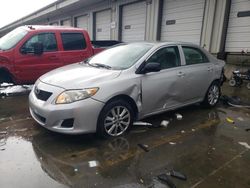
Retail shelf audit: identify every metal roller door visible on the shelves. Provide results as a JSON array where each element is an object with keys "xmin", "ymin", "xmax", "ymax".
[
  {"xmin": 225, "ymin": 0, "xmax": 250, "ymax": 52},
  {"xmin": 121, "ymin": 1, "xmax": 147, "ymax": 42},
  {"xmin": 75, "ymin": 15, "xmax": 89, "ymax": 31},
  {"xmin": 61, "ymin": 19, "xmax": 71, "ymax": 26},
  {"xmin": 161, "ymin": 0, "xmax": 205, "ymax": 45},
  {"xmin": 95, "ymin": 9, "xmax": 111, "ymax": 40}
]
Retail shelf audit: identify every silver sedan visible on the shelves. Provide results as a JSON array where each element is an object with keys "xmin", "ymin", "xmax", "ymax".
[{"xmin": 29, "ymin": 42, "xmax": 225, "ymax": 137}]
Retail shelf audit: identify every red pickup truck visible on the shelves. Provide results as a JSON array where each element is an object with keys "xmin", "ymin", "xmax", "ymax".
[{"xmin": 0, "ymin": 25, "xmax": 119, "ymax": 84}]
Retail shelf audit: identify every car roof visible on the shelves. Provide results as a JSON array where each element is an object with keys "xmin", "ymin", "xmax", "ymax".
[
  {"xmin": 20, "ymin": 25, "xmax": 84, "ymax": 32},
  {"xmin": 126, "ymin": 41, "xmax": 201, "ymax": 48}
]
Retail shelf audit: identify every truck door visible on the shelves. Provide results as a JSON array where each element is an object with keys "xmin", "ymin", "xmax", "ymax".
[
  {"xmin": 15, "ymin": 32, "xmax": 62, "ymax": 83},
  {"xmin": 59, "ymin": 32, "xmax": 92, "ymax": 65}
]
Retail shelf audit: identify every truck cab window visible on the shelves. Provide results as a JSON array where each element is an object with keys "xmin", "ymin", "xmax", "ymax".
[
  {"xmin": 61, "ymin": 33, "xmax": 86, "ymax": 51},
  {"xmin": 22, "ymin": 33, "xmax": 57, "ymax": 53}
]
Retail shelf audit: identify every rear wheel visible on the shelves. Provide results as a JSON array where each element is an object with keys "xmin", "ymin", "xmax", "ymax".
[
  {"xmin": 97, "ymin": 100, "xmax": 134, "ymax": 138},
  {"xmin": 202, "ymin": 81, "xmax": 221, "ymax": 107},
  {"xmin": 0, "ymin": 71, "xmax": 12, "ymax": 84}
]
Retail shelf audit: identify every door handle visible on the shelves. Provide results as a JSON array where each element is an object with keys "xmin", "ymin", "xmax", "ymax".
[
  {"xmin": 177, "ymin": 72, "xmax": 185, "ymax": 77},
  {"xmin": 207, "ymin": 67, "xmax": 213, "ymax": 72}
]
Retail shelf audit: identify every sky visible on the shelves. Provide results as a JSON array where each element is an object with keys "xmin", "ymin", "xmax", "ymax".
[{"xmin": 0, "ymin": 0, "xmax": 57, "ymax": 28}]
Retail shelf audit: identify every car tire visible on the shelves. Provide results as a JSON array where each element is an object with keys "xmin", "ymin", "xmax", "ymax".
[
  {"xmin": 202, "ymin": 81, "xmax": 221, "ymax": 107},
  {"xmin": 97, "ymin": 100, "xmax": 134, "ymax": 138}
]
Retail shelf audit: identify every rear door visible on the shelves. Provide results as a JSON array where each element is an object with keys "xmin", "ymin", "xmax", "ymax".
[
  {"xmin": 15, "ymin": 32, "xmax": 62, "ymax": 82},
  {"xmin": 59, "ymin": 32, "xmax": 92, "ymax": 65},
  {"xmin": 141, "ymin": 46, "xmax": 184, "ymax": 116},
  {"xmin": 179, "ymin": 46, "xmax": 214, "ymax": 102}
]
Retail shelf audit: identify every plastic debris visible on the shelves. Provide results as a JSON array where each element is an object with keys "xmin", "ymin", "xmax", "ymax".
[
  {"xmin": 157, "ymin": 174, "xmax": 176, "ymax": 188},
  {"xmin": 160, "ymin": 120, "xmax": 169, "ymax": 127},
  {"xmin": 175, "ymin": 113, "xmax": 183, "ymax": 120},
  {"xmin": 138, "ymin": 144, "xmax": 149, "ymax": 152},
  {"xmin": 168, "ymin": 170, "xmax": 187, "ymax": 181},
  {"xmin": 238, "ymin": 142, "xmax": 250, "ymax": 149},
  {"xmin": 0, "ymin": 131, "xmax": 7, "ymax": 134},
  {"xmin": 169, "ymin": 142, "xmax": 176, "ymax": 145},
  {"xmin": 74, "ymin": 168, "xmax": 78, "ymax": 172},
  {"xmin": 237, "ymin": 117, "xmax": 244, "ymax": 122},
  {"xmin": 88, "ymin": 160, "xmax": 99, "ymax": 168},
  {"xmin": 0, "ymin": 82, "xmax": 13, "ymax": 87},
  {"xmin": 181, "ymin": 130, "xmax": 185, "ymax": 134},
  {"xmin": 226, "ymin": 117, "xmax": 234, "ymax": 124},
  {"xmin": 133, "ymin": 121, "xmax": 152, "ymax": 126},
  {"xmin": 139, "ymin": 178, "xmax": 144, "ymax": 184},
  {"xmin": 192, "ymin": 129, "xmax": 196, "ymax": 132}
]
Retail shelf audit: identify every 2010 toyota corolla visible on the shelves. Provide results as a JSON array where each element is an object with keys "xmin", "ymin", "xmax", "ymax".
[{"xmin": 29, "ymin": 42, "xmax": 225, "ymax": 137}]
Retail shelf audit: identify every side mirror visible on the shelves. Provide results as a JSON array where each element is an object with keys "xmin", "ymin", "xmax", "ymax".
[
  {"xmin": 33, "ymin": 42, "xmax": 44, "ymax": 55},
  {"xmin": 140, "ymin": 62, "xmax": 161, "ymax": 74}
]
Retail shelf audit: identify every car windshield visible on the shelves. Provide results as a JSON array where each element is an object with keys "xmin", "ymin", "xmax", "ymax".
[
  {"xmin": 0, "ymin": 27, "xmax": 28, "ymax": 51},
  {"xmin": 87, "ymin": 43, "xmax": 153, "ymax": 70}
]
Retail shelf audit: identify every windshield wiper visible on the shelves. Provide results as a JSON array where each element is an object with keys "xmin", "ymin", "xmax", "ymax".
[{"xmin": 90, "ymin": 63, "xmax": 112, "ymax": 69}]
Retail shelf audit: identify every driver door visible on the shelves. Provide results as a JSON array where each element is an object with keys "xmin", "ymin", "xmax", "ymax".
[{"xmin": 140, "ymin": 46, "xmax": 184, "ymax": 116}]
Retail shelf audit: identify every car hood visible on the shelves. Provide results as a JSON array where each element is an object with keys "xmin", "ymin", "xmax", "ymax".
[{"xmin": 39, "ymin": 63, "xmax": 121, "ymax": 89}]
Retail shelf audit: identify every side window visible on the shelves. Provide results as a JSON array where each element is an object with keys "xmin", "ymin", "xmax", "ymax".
[
  {"xmin": 147, "ymin": 46, "xmax": 181, "ymax": 70},
  {"xmin": 22, "ymin": 33, "xmax": 57, "ymax": 53},
  {"xmin": 61, "ymin": 33, "xmax": 86, "ymax": 51},
  {"xmin": 182, "ymin": 47, "xmax": 209, "ymax": 65}
]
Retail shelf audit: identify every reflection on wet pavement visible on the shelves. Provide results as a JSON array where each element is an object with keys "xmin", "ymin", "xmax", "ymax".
[{"xmin": 0, "ymin": 84, "xmax": 250, "ymax": 188}]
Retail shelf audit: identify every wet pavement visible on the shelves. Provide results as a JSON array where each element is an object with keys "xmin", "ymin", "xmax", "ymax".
[{"xmin": 0, "ymin": 84, "xmax": 250, "ymax": 188}]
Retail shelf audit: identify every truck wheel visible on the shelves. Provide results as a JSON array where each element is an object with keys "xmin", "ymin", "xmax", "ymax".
[
  {"xmin": 0, "ymin": 71, "xmax": 12, "ymax": 84},
  {"xmin": 202, "ymin": 81, "xmax": 221, "ymax": 107},
  {"xmin": 97, "ymin": 100, "xmax": 134, "ymax": 138}
]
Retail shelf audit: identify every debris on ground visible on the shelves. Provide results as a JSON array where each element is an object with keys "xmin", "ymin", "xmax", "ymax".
[
  {"xmin": 238, "ymin": 142, "xmax": 250, "ymax": 149},
  {"xmin": 160, "ymin": 120, "xmax": 170, "ymax": 127},
  {"xmin": 169, "ymin": 142, "xmax": 176, "ymax": 145},
  {"xmin": 175, "ymin": 113, "xmax": 183, "ymax": 120},
  {"xmin": 88, "ymin": 160, "xmax": 99, "ymax": 168},
  {"xmin": 137, "ymin": 144, "xmax": 149, "ymax": 152},
  {"xmin": 0, "ymin": 83, "xmax": 13, "ymax": 87},
  {"xmin": 192, "ymin": 129, "xmax": 196, "ymax": 132},
  {"xmin": 181, "ymin": 130, "xmax": 185, "ymax": 134},
  {"xmin": 74, "ymin": 168, "xmax": 78, "ymax": 172},
  {"xmin": 226, "ymin": 117, "xmax": 235, "ymax": 124},
  {"xmin": 133, "ymin": 121, "xmax": 152, "ymax": 126},
  {"xmin": 220, "ymin": 95, "xmax": 250, "ymax": 108},
  {"xmin": 245, "ymin": 128, "xmax": 250, "ymax": 132},
  {"xmin": 157, "ymin": 174, "xmax": 176, "ymax": 188},
  {"xmin": 237, "ymin": 117, "xmax": 244, "ymax": 122},
  {"xmin": 168, "ymin": 170, "xmax": 187, "ymax": 181},
  {"xmin": 0, "ymin": 85, "xmax": 33, "ymax": 96}
]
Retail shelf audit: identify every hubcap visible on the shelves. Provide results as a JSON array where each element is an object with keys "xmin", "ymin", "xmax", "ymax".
[
  {"xmin": 104, "ymin": 106, "xmax": 131, "ymax": 136},
  {"xmin": 208, "ymin": 85, "xmax": 219, "ymax": 105}
]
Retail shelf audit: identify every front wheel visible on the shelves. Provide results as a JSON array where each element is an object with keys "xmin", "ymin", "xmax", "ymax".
[
  {"xmin": 202, "ymin": 82, "xmax": 221, "ymax": 107},
  {"xmin": 97, "ymin": 100, "xmax": 134, "ymax": 138}
]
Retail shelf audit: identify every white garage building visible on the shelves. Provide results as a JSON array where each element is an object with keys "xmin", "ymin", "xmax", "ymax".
[{"xmin": 0, "ymin": 0, "xmax": 249, "ymax": 64}]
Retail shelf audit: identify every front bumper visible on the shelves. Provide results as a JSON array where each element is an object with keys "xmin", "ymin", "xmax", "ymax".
[{"xmin": 29, "ymin": 81, "xmax": 104, "ymax": 135}]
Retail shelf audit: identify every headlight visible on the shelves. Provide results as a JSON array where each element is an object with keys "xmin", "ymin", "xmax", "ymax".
[{"xmin": 55, "ymin": 88, "xmax": 99, "ymax": 104}]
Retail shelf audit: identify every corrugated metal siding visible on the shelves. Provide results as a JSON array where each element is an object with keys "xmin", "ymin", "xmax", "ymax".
[
  {"xmin": 95, "ymin": 9, "xmax": 111, "ymax": 40},
  {"xmin": 161, "ymin": 0, "xmax": 205, "ymax": 45},
  {"xmin": 225, "ymin": 0, "xmax": 250, "ymax": 52},
  {"xmin": 75, "ymin": 15, "xmax": 89, "ymax": 31},
  {"xmin": 121, "ymin": 1, "xmax": 147, "ymax": 42}
]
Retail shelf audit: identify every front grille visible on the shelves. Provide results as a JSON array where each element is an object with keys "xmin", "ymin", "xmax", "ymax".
[{"xmin": 35, "ymin": 88, "xmax": 52, "ymax": 101}]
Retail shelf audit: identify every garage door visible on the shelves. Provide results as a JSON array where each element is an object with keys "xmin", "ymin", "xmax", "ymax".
[
  {"xmin": 161, "ymin": 0, "xmax": 205, "ymax": 45},
  {"xmin": 61, "ymin": 19, "xmax": 71, "ymax": 26},
  {"xmin": 121, "ymin": 1, "xmax": 146, "ymax": 42},
  {"xmin": 75, "ymin": 15, "xmax": 89, "ymax": 31},
  {"xmin": 50, "ymin": 22, "xmax": 58, "ymax": 26},
  {"xmin": 225, "ymin": 0, "xmax": 250, "ymax": 52},
  {"xmin": 95, "ymin": 9, "xmax": 111, "ymax": 40}
]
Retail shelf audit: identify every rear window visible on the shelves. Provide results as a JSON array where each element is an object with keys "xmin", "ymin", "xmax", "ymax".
[{"xmin": 61, "ymin": 33, "xmax": 86, "ymax": 51}]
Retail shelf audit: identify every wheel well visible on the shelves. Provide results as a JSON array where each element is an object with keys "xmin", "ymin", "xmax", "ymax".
[
  {"xmin": 105, "ymin": 95, "xmax": 139, "ymax": 118},
  {"xmin": 0, "ymin": 68, "xmax": 13, "ymax": 83}
]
